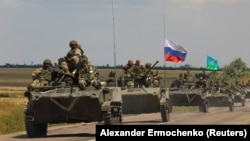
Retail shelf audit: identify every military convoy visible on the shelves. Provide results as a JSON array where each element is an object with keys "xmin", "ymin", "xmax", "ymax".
[
  {"xmin": 23, "ymin": 56, "xmax": 172, "ymax": 138},
  {"xmin": 23, "ymin": 45, "xmax": 249, "ymax": 138}
]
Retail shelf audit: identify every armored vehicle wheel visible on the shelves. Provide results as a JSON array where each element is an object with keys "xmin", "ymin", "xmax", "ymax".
[
  {"xmin": 24, "ymin": 103, "xmax": 48, "ymax": 138},
  {"xmin": 169, "ymin": 101, "xmax": 173, "ymax": 113},
  {"xmin": 242, "ymin": 99, "xmax": 245, "ymax": 107},
  {"xmin": 160, "ymin": 104, "xmax": 170, "ymax": 122},
  {"xmin": 25, "ymin": 115, "xmax": 48, "ymax": 137},
  {"xmin": 199, "ymin": 99, "xmax": 208, "ymax": 113},
  {"xmin": 103, "ymin": 110, "xmax": 122, "ymax": 125},
  {"xmin": 229, "ymin": 102, "xmax": 234, "ymax": 112}
]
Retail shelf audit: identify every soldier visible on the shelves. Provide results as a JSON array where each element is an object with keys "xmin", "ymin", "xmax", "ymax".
[
  {"xmin": 59, "ymin": 40, "xmax": 89, "ymax": 73},
  {"xmin": 171, "ymin": 77, "xmax": 182, "ymax": 88},
  {"xmin": 106, "ymin": 71, "xmax": 116, "ymax": 86},
  {"xmin": 185, "ymin": 69, "xmax": 195, "ymax": 83},
  {"xmin": 133, "ymin": 59, "xmax": 146, "ymax": 87},
  {"xmin": 196, "ymin": 77, "xmax": 206, "ymax": 88},
  {"xmin": 122, "ymin": 59, "xmax": 134, "ymax": 78},
  {"xmin": 78, "ymin": 64, "xmax": 102, "ymax": 90},
  {"xmin": 133, "ymin": 59, "xmax": 144, "ymax": 78},
  {"xmin": 144, "ymin": 62, "xmax": 154, "ymax": 87},
  {"xmin": 27, "ymin": 59, "xmax": 53, "ymax": 90},
  {"xmin": 183, "ymin": 69, "xmax": 195, "ymax": 88}
]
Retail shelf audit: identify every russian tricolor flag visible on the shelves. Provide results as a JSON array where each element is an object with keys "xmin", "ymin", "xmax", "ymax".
[{"xmin": 164, "ymin": 39, "xmax": 187, "ymax": 63}]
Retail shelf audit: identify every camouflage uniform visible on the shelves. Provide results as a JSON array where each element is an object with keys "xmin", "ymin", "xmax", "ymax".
[
  {"xmin": 106, "ymin": 71, "xmax": 116, "ymax": 86},
  {"xmin": 28, "ymin": 59, "xmax": 53, "ymax": 90},
  {"xmin": 171, "ymin": 77, "xmax": 182, "ymax": 88},
  {"xmin": 195, "ymin": 77, "xmax": 206, "ymax": 88},
  {"xmin": 183, "ymin": 69, "xmax": 195, "ymax": 88},
  {"xmin": 133, "ymin": 59, "xmax": 145, "ymax": 79},
  {"xmin": 59, "ymin": 40, "xmax": 89, "ymax": 73},
  {"xmin": 185, "ymin": 70, "xmax": 195, "ymax": 83},
  {"xmin": 144, "ymin": 62, "xmax": 160, "ymax": 87},
  {"xmin": 58, "ymin": 40, "xmax": 91, "ymax": 87},
  {"xmin": 123, "ymin": 60, "xmax": 134, "ymax": 78},
  {"xmin": 133, "ymin": 59, "xmax": 145, "ymax": 87},
  {"xmin": 78, "ymin": 64, "xmax": 101, "ymax": 90},
  {"xmin": 144, "ymin": 62, "xmax": 154, "ymax": 87}
]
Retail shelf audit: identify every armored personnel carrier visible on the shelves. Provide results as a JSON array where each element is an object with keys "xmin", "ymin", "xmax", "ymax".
[
  {"xmin": 117, "ymin": 61, "xmax": 171, "ymax": 122},
  {"xmin": 245, "ymin": 88, "xmax": 250, "ymax": 98},
  {"xmin": 205, "ymin": 87, "xmax": 234, "ymax": 112},
  {"xmin": 24, "ymin": 79, "xmax": 122, "ymax": 138},
  {"xmin": 168, "ymin": 85, "xmax": 209, "ymax": 113},
  {"xmin": 167, "ymin": 70, "xmax": 209, "ymax": 113},
  {"xmin": 231, "ymin": 88, "xmax": 246, "ymax": 107}
]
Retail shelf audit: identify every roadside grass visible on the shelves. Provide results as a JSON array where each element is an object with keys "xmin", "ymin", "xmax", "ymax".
[
  {"xmin": 0, "ymin": 98, "xmax": 27, "ymax": 135},
  {"xmin": 0, "ymin": 87, "xmax": 26, "ymax": 98}
]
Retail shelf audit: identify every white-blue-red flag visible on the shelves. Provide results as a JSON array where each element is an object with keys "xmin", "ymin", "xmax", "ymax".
[{"xmin": 164, "ymin": 39, "xmax": 187, "ymax": 63}]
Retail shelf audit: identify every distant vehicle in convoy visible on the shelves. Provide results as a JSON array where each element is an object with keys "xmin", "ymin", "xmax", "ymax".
[
  {"xmin": 205, "ymin": 87, "xmax": 234, "ymax": 112},
  {"xmin": 24, "ymin": 76, "xmax": 122, "ymax": 138},
  {"xmin": 206, "ymin": 86, "xmax": 246, "ymax": 112},
  {"xmin": 168, "ymin": 85, "xmax": 209, "ymax": 113},
  {"xmin": 116, "ymin": 60, "xmax": 171, "ymax": 122},
  {"xmin": 231, "ymin": 88, "xmax": 246, "ymax": 107}
]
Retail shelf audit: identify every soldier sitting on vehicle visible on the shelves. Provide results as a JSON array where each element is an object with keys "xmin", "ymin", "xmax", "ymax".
[
  {"xmin": 196, "ymin": 77, "xmax": 206, "ymax": 88},
  {"xmin": 58, "ymin": 40, "xmax": 89, "ymax": 74},
  {"xmin": 170, "ymin": 77, "xmax": 182, "ymax": 89},
  {"xmin": 122, "ymin": 59, "xmax": 135, "ymax": 78},
  {"xmin": 219, "ymin": 82, "xmax": 231, "ymax": 93},
  {"xmin": 144, "ymin": 62, "xmax": 160, "ymax": 87},
  {"xmin": 183, "ymin": 69, "xmax": 195, "ymax": 89},
  {"xmin": 118, "ymin": 60, "xmax": 135, "ymax": 87},
  {"xmin": 133, "ymin": 59, "xmax": 145, "ymax": 87},
  {"xmin": 106, "ymin": 71, "xmax": 116, "ymax": 86},
  {"xmin": 27, "ymin": 59, "xmax": 54, "ymax": 91},
  {"xmin": 78, "ymin": 64, "xmax": 102, "ymax": 90}
]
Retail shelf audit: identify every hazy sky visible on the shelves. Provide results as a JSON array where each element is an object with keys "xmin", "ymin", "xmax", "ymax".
[{"xmin": 1, "ymin": 0, "xmax": 249, "ymax": 68}]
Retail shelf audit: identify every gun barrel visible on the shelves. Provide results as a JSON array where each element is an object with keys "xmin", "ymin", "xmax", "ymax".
[{"xmin": 144, "ymin": 60, "xmax": 159, "ymax": 77}]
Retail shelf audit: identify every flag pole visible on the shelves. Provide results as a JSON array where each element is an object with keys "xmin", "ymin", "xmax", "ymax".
[
  {"xmin": 112, "ymin": 0, "xmax": 117, "ymax": 86},
  {"xmin": 112, "ymin": 0, "xmax": 116, "ymax": 69},
  {"xmin": 163, "ymin": 15, "xmax": 167, "ymax": 87}
]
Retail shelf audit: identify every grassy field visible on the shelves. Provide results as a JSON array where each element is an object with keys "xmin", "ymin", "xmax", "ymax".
[
  {"xmin": 0, "ymin": 67, "xmax": 221, "ymax": 135},
  {"xmin": 0, "ymin": 98, "xmax": 26, "ymax": 135}
]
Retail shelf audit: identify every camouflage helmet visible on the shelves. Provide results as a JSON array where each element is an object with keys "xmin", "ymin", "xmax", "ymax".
[
  {"xmin": 145, "ymin": 62, "xmax": 151, "ymax": 68},
  {"xmin": 69, "ymin": 40, "xmax": 78, "ymax": 48},
  {"xmin": 135, "ymin": 59, "xmax": 140, "ymax": 65},
  {"xmin": 43, "ymin": 59, "xmax": 52, "ymax": 65},
  {"xmin": 128, "ymin": 60, "xmax": 133, "ymax": 66}
]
